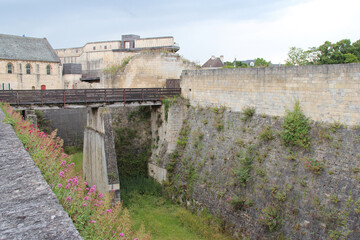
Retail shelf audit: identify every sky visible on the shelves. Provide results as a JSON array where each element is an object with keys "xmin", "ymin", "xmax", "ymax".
[{"xmin": 1, "ymin": 0, "xmax": 360, "ymax": 64}]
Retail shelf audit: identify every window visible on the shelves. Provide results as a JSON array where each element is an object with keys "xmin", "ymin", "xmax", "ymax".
[
  {"xmin": 93, "ymin": 46, "xmax": 96, "ymax": 50},
  {"xmin": 26, "ymin": 64, "xmax": 31, "ymax": 74},
  {"xmin": 46, "ymin": 65, "xmax": 51, "ymax": 75},
  {"xmin": 104, "ymin": 45, "xmax": 107, "ymax": 49},
  {"xmin": 36, "ymin": 64, "xmax": 39, "ymax": 73},
  {"xmin": 7, "ymin": 63, "xmax": 13, "ymax": 74}
]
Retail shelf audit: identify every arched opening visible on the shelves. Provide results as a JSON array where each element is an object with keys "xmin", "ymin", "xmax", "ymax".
[
  {"xmin": 26, "ymin": 64, "xmax": 31, "ymax": 74},
  {"xmin": 46, "ymin": 65, "xmax": 51, "ymax": 75},
  {"xmin": 7, "ymin": 63, "xmax": 13, "ymax": 74}
]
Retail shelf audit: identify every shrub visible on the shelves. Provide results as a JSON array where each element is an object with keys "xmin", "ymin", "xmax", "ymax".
[
  {"xmin": 258, "ymin": 205, "xmax": 282, "ymax": 232},
  {"xmin": 302, "ymin": 157, "xmax": 324, "ymax": 174},
  {"xmin": 281, "ymin": 101, "xmax": 311, "ymax": 149},
  {"xmin": 242, "ymin": 106, "xmax": 256, "ymax": 122},
  {"xmin": 259, "ymin": 125, "xmax": 274, "ymax": 142},
  {"xmin": 103, "ymin": 57, "xmax": 132, "ymax": 75}
]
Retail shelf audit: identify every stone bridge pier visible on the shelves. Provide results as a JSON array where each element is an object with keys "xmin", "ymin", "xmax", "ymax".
[{"xmin": 83, "ymin": 107, "xmax": 120, "ymax": 202}]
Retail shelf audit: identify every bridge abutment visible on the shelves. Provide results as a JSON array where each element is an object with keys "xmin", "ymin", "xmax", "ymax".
[
  {"xmin": 83, "ymin": 107, "xmax": 120, "ymax": 202},
  {"xmin": 24, "ymin": 109, "xmax": 37, "ymax": 126}
]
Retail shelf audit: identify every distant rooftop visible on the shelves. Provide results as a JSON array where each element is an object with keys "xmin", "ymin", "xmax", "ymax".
[
  {"xmin": 0, "ymin": 34, "xmax": 60, "ymax": 63},
  {"xmin": 202, "ymin": 56, "xmax": 224, "ymax": 68}
]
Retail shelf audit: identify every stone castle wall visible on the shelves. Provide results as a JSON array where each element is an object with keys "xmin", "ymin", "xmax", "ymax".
[
  {"xmin": 0, "ymin": 60, "xmax": 62, "ymax": 90},
  {"xmin": 149, "ymin": 99, "xmax": 360, "ymax": 239},
  {"xmin": 107, "ymin": 52, "xmax": 196, "ymax": 88},
  {"xmin": 181, "ymin": 63, "xmax": 360, "ymax": 125}
]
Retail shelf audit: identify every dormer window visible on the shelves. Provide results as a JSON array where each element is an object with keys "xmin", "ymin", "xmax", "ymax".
[
  {"xmin": 7, "ymin": 63, "xmax": 13, "ymax": 74},
  {"xmin": 26, "ymin": 64, "xmax": 31, "ymax": 74}
]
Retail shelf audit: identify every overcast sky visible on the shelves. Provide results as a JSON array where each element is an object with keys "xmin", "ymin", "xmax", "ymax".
[{"xmin": 1, "ymin": 0, "xmax": 360, "ymax": 64}]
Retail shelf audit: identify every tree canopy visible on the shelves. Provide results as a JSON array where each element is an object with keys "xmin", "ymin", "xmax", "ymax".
[
  {"xmin": 286, "ymin": 39, "xmax": 360, "ymax": 66},
  {"xmin": 223, "ymin": 58, "xmax": 271, "ymax": 68}
]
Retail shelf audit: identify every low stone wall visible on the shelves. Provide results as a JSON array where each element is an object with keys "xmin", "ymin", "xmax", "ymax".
[
  {"xmin": 181, "ymin": 63, "xmax": 360, "ymax": 125},
  {"xmin": 0, "ymin": 109, "xmax": 82, "ymax": 239}
]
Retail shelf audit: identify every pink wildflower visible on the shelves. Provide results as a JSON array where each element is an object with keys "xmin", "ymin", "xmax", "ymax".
[
  {"xmin": 119, "ymin": 233, "xmax": 124, "ymax": 237},
  {"xmin": 59, "ymin": 171, "xmax": 65, "ymax": 178},
  {"xmin": 92, "ymin": 220, "xmax": 96, "ymax": 223},
  {"xmin": 83, "ymin": 203, "xmax": 87, "ymax": 207},
  {"xmin": 106, "ymin": 209, "xmax": 112, "ymax": 213},
  {"xmin": 66, "ymin": 196, "xmax": 71, "ymax": 201},
  {"xmin": 57, "ymin": 183, "xmax": 62, "ymax": 188},
  {"xmin": 84, "ymin": 196, "xmax": 89, "ymax": 201}
]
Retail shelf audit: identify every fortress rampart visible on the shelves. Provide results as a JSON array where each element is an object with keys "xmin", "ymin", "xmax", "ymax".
[{"xmin": 181, "ymin": 63, "xmax": 360, "ymax": 125}]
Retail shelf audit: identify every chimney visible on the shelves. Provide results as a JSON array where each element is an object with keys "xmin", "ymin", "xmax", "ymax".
[
  {"xmin": 211, "ymin": 55, "xmax": 215, "ymax": 60},
  {"xmin": 234, "ymin": 58, "xmax": 236, "ymax": 68},
  {"xmin": 220, "ymin": 55, "xmax": 224, "ymax": 63}
]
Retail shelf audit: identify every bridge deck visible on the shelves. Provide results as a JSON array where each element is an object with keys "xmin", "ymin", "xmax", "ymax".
[{"xmin": 0, "ymin": 88, "xmax": 181, "ymax": 107}]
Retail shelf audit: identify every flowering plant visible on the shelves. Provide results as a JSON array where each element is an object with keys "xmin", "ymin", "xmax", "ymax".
[
  {"xmin": 303, "ymin": 157, "xmax": 324, "ymax": 174},
  {"xmin": 258, "ymin": 205, "xmax": 282, "ymax": 232},
  {"xmin": 1, "ymin": 103, "xmax": 150, "ymax": 240}
]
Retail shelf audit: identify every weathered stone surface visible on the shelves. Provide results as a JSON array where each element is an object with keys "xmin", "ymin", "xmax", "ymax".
[
  {"xmin": 41, "ymin": 108, "xmax": 87, "ymax": 146},
  {"xmin": 151, "ymin": 100, "xmax": 360, "ymax": 239},
  {"xmin": 83, "ymin": 107, "xmax": 120, "ymax": 201},
  {"xmin": 181, "ymin": 63, "xmax": 360, "ymax": 125},
  {"xmin": 0, "ymin": 109, "xmax": 82, "ymax": 240}
]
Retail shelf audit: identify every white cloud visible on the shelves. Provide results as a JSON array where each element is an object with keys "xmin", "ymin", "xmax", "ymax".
[{"xmin": 175, "ymin": 0, "xmax": 360, "ymax": 64}]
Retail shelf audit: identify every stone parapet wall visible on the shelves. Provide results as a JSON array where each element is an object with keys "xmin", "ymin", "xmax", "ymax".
[
  {"xmin": 181, "ymin": 63, "xmax": 360, "ymax": 125},
  {"xmin": 0, "ymin": 109, "xmax": 82, "ymax": 239}
]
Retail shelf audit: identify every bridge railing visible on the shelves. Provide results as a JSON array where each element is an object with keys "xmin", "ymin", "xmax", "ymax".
[{"xmin": 0, "ymin": 88, "xmax": 181, "ymax": 106}]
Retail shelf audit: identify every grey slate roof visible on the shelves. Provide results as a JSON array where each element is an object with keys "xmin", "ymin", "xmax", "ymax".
[{"xmin": 0, "ymin": 34, "xmax": 60, "ymax": 63}]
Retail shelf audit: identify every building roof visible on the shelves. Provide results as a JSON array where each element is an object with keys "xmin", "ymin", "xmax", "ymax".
[
  {"xmin": 0, "ymin": 34, "xmax": 60, "ymax": 63},
  {"xmin": 202, "ymin": 56, "xmax": 224, "ymax": 68}
]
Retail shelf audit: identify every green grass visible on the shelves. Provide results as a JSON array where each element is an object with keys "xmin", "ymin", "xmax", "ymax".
[
  {"xmin": 71, "ymin": 152, "xmax": 83, "ymax": 175},
  {"xmin": 69, "ymin": 148, "xmax": 231, "ymax": 239},
  {"xmin": 64, "ymin": 146, "xmax": 83, "ymax": 175},
  {"xmin": 121, "ymin": 176, "xmax": 232, "ymax": 240}
]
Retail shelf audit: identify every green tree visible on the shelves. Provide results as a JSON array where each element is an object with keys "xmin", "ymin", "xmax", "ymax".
[
  {"xmin": 285, "ymin": 47, "xmax": 308, "ymax": 66},
  {"xmin": 223, "ymin": 61, "xmax": 248, "ymax": 68},
  {"xmin": 288, "ymin": 39, "xmax": 360, "ymax": 65},
  {"xmin": 254, "ymin": 58, "xmax": 271, "ymax": 67},
  {"xmin": 286, "ymin": 47, "xmax": 319, "ymax": 66}
]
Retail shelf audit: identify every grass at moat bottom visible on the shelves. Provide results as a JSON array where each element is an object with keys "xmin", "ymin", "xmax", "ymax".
[
  {"xmin": 66, "ymin": 148, "xmax": 231, "ymax": 240},
  {"xmin": 120, "ymin": 176, "xmax": 232, "ymax": 240}
]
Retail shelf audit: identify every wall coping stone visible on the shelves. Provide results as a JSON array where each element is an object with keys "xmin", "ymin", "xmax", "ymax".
[{"xmin": 0, "ymin": 109, "xmax": 82, "ymax": 239}]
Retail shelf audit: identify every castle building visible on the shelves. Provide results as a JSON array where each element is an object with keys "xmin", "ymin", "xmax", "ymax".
[
  {"xmin": 55, "ymin": 35, "xmax": 180, "ymax": 88},
  {"xmin": 0, "ymin": 34, "xmax": 62, "ymax": 90}
]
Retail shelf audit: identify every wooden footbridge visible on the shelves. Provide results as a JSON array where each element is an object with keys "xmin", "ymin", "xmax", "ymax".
[{"xmin": 0, "ymin": 88, "xmax": 181, "ymax": 107}]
